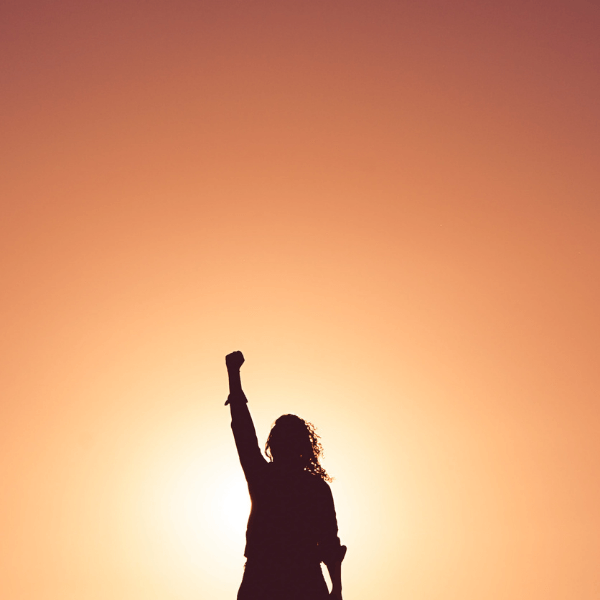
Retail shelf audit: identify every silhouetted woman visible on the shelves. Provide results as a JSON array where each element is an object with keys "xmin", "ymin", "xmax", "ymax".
[{"xmin": 225, "ymin": 351, "xmax": 346, "ymax": 600}]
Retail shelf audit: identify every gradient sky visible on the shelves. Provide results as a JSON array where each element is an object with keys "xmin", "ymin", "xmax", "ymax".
[{"xmin": 1, "ymin": 1, "xmax": 599, "ymax": 599}]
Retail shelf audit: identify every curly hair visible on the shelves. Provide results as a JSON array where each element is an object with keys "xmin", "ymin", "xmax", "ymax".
[{"xmin": 265, "ymin": 414, "xmax": 332, "ymax": 482}]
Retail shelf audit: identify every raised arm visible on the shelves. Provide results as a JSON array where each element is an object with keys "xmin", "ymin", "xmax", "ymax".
[{"xmin": 225, "ymin": 351, "xmax": 266, "ymax": 478}]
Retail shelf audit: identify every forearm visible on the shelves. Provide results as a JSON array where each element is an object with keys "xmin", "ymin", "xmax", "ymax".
[
  {"xmin": 325, "ymin": 560, "xmax": 342, "ymax": 595},
  {"xmin": 324, "ymin": 543, "xmax": 346, "ymax": 596},
  {"xmin": 227, "ymin": 366, "xmax": 242, "ymax": 397},
  {"xmin": 226, "ymin": 366, "xmax": 254, "ymax": 434}
]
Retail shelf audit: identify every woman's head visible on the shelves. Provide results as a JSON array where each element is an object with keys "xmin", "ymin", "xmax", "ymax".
[{"xmin": 265, "ymin": 414, "xmax": 331, "ymax": 482}]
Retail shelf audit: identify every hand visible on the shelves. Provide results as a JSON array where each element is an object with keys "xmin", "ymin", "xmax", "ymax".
[{"xmin": 226, "ymin": 351, "xmax": 245, "ymax": 371}]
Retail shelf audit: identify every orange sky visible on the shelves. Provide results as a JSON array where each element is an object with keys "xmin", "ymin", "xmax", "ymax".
[{"xmin": 1, "ymin": 2, "xmax": 599, "ymax": 599}]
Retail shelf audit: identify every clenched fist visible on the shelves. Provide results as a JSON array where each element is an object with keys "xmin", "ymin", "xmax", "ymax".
[{"xmin": 226, "ymin": 351, "xmax": 245, "ymax": 371}]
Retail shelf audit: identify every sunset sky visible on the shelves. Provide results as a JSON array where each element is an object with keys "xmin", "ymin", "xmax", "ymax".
[{"xmin": 1, "ymin": 1, "xmax": 599, "ymax": 599}]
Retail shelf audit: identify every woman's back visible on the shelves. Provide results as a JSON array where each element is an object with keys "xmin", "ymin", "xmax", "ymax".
[{"xmin": 244, "ymin": 462, "xmax": 339, "ymax": 564}]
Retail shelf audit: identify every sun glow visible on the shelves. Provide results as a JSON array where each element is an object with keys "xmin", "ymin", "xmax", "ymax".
[
  {"xmin": 159, "ymin": 454, "xmax": 248, "ymax": 552},
  {"xmin": 123, "ymin": 427, "xmax": 252, "ymax": 599}
]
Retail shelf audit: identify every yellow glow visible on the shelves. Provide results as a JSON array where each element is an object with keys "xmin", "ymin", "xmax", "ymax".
[{"xmin": 140, "ymin": 438, "xmax": 249, "ymax": 564}]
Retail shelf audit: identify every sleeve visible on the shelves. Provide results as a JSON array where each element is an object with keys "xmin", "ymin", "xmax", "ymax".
[
  {"xmin": 229, "ymin": 392, "xmax": 267, "ymax": 481},
  {"xmin": 316, "ymin": 482, "xmax": 345, "ymax": 566}
]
